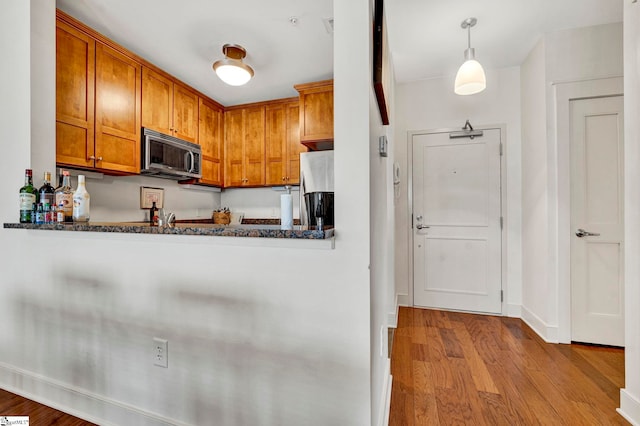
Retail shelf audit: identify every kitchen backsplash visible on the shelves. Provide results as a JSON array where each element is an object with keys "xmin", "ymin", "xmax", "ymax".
[
  {"xmin": 57, "ymin": 172, "xmax": 299, "ymax": 222},
  {"xmin": 221, "ymin": 187, "xmax": 300, "ymax": 219},
  {"xmin": 76, "ymin": 173, "xmax": 221, "ymax": 222}
]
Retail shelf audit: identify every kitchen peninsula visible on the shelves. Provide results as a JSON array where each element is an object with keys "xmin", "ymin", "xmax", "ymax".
[{"xmin": 3, "ymin": 221, "xmax": 333, "ymax": 240}]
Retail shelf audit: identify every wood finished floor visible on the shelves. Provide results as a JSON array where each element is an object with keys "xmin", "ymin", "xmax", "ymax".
[
  {"xmin": 0, "ymin": 388, "xmax": 95, "ymax": 425},
  {"xmin": 389, "ymin": 307, "xmax": 627, "ymax": 425}
]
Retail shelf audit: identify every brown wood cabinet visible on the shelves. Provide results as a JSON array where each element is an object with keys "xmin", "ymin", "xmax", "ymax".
[
  {"xmin": 294, "ymin": 79, "xmax": 334, "ymax": 150},
  {"xmin": 224, "ymin": 106, "xmax": 266, "ymax": 187},
  {"xmin": 94, "ymin": 43, "xmax": 141, "ymax": 173},
  {"xmin": 197, "ymin": 98, "xmax": 224, "ymax": 186},
  {"xmin": 142, "ymin": 67, "xmax": 198, "ymax": 143},
  {"xmin": 56, "ymin": 20, "xmax": 95, "ymax": 169},
  {"xmin": 265, "ymin": 100, "xmax": 306, "ymax": 186},
  {"xmin": 56, "ymin": 17, "xmax": 141, "ymax": 174}
]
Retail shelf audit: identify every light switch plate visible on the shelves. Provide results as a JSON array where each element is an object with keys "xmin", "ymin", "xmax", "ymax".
[{"xmin": 379, "ymin": 135, "xmax": 388, "ymax": 157}]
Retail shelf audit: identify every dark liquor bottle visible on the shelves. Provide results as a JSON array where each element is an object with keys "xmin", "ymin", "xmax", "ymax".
[
  {"xmin": 19, "ymin": 169, "xmax": 37, "ymax": 223},
  {"xmin": 39, "ymin": 171, "xmax": 55, "ymax": 209}
]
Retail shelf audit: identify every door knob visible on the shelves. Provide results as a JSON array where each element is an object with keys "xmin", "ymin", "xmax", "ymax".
[
  {"xmin": 416, "ymin": 224, "xmax": 429, "ymax": 230},
  {"xmin": 576, "ymin": 228, "xmax": 600, "ymax": 238}
]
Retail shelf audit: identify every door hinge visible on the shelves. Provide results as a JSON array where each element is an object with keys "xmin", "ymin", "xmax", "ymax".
[
  {"xmin": 500, "ymin": 216, "xmax": 503, "ymax": 230},
  {"xmin": 499, "ymin": 142, "xmax": 503, "ymax": 156},
  {"xmin": 501, "ymin": 290, "xmax": 504, "ymax": 302}
]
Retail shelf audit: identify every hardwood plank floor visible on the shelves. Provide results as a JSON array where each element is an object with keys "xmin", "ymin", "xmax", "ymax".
[
  {"xmin": 389, "ymin": 307, "xmax": 627, "ymax": 426},
  {"xmin": 0, "ymin": 388, "xmax": 96, "ymax": 425}
]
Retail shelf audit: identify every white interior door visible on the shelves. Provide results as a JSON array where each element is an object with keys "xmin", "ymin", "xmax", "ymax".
[
  {"xmin": 570, "ymin": 95, "xmax": 624, "ymax": 347},
  {"xmin": 412, "ymin": 128, "xmax": 502, "ymax": 314}
]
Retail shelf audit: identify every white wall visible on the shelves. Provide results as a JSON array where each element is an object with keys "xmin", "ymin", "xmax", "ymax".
[
  {"xmin": 520, "ymin": 23, "xmax": 623, "ymax": 341},
  {"xmin": 394, "ymin": 66, "xmax": 522, "ymax": 315},
  {"xmin": 369, "ymin": 5, "xmax": 396, "ymax": 425},
  {"xmin": 222, "ymin": 187, "xmax": 299, "ymax": 220},
  {"xmin": 0, "ymin": 1, "xmax": 376, "ymax": 425},
  {"xmin": 620, "ymin": 2, "xmax": 640, "ymax": 423},
  {"xmin": 520, "ymin": 39, "xmax": 551, "ymax": 333}
]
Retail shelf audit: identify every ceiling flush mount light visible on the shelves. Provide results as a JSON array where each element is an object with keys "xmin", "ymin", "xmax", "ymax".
[
  {"xmin": 454, "ymin": 17, "xmax": 486, "ymax": 96},
  {"xmin": 212, "ymin": 44, "xmax": 254, "ymax": 86}
]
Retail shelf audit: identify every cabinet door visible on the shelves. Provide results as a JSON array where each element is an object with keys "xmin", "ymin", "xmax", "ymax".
[
  {"xmin": 141, "ymin": 67, "xmax": 173, "ymax": 136},
  {"xmin": 198, "ymin": 98, "xmax": 223, "ymax": 186},
  {"xmin": 286, "ymin": 102, "xmax": 305, "ymax": 184},
  {"xmin": 224, "ymin": 109, "xmax": 245, "ymax": 187},
  {"xmin": 298, "ymin": 82, "xmax": 333, "ymax": 143},
  {"xmin": 173, "ymin": 83, "xmax": 198, "ymax": 143},
  {"xmin": 244, "ymin": 106, "xmax": 266, "ymax": 186},
  {"xmin": 265, "ymin": 104, "xmax": 287, "ymax": 186},
  {"xmin": 56, "ymin": 21, "xmax": 95, "ymax": 168},
  {"xmin": 95, "ymin": 43, "xmax": 141, "ymax": 173}
]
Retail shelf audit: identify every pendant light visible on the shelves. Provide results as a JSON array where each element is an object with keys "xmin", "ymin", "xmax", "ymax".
[
  {"xmin": 454, "ymin": 18, "xmax": 486, "ymax": 96},
  {"xmin": 213, "ymin": 44, "xmax": 254, "ymax": 86}
]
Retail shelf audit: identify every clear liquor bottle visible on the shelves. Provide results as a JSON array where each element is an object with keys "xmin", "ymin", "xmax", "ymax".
[
  {"xmin": 19, "ymin": 168, "xmax": 37, "ymax": 223},
  {"xmin": 54, "ymin": 171, "xmax": 74, "ymax": 223}
]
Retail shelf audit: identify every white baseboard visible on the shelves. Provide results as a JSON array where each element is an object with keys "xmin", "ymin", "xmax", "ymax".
[
  {"xmin": 506, "ymin": 303, "xmax": 522, "ymax": 318},
  {"xmin": 0, "ymin": 362, "xmax": 187, "ymax": 426},
  {"xmin": 619, "ymin": 389, "xmax": 640, "ymax": 425},
  {"xmin": 397, "ymin": 293, "xmax": 409, "ymax": 307},
  {"xmin": 521, "ymin": 306, "xmax": 559, "ymax": 343},
  {"xmin": 388, "ymin": 293, "xmax": 409, "ymax": 329},
  {"xmin": 377, "ymin": 359, "xmax": 392, "ymax": 426}
]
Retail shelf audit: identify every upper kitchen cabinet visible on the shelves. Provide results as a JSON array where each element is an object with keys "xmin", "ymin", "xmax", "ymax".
[
  {"xmin": 225, "ymin": 106, "xmax": 266, "ymax": 187},
  {"xmin": 56, "ymin": 13, "xmax": 141, "ymax": 174},
  {"xmin": 294, "ymin": 79, "xmax": 334, "ymax": 151},
  {"xmin": 94, "ymin": 44, "xmax": 141, "ymax": 173},
  {"xmin": 141, "ymin": 67, "xmax": 199, "ymax": 144},
  {"xmin": 198, "ymin": 97, "xmax": 224, "ymax": 186},
  {"xmin": 265, "ymin": 99, "xmax": 306, "ymax": 186},
  {"xmin": 56, "ymin": 20, "xmax": 95, "ymax": 169}
]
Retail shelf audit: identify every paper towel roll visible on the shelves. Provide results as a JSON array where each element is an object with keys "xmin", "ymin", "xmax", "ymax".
[{"xmin": 280, "ymin": 193, "xmax": 293, "ymax": 230}]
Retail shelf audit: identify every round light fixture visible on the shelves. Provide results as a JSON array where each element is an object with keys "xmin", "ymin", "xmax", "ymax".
[{"xmin": 212, "ymin": 44, "xmax": 254, "ymax": 86}]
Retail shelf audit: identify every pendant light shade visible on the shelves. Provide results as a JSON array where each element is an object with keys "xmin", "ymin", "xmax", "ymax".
[
  {"xmin": 454, "ymin": 18, "xmax": 486, "ymax": 96},
  {"xmin": 213, "ymin": 44, "xmax": 254, "ymax": 86}
]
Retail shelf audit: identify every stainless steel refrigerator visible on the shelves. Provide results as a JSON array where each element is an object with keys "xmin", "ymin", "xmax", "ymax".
[{"xmin": 299, "ymin": 151, "xmax": 334, "ymax": 230}]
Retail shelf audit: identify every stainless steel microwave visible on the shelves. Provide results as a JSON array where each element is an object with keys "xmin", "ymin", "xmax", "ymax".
[{"xmin": 141, "ymin": 128, "xmax": 202, "ymax": 180}]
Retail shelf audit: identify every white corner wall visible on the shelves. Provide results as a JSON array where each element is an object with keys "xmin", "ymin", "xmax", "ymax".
[
  {"xmin": 0, "ymin": 1, "xmax": 376, "ymax": 425},
  {"xmin": 394, "ymin": 67, "xmax": 522, "ymax": 315},
  {"xmin": 520, "ymin": 22, "xmax": 623, "ymax": 342},
  {"xmin": 620, "ymin": 2, "xmax": 640, "ymax": 424}
]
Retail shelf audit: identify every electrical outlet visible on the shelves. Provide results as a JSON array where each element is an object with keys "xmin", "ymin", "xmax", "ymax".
[{"xmin": 153, "ymin": 337, "xmax": 168, "ymax": 368}]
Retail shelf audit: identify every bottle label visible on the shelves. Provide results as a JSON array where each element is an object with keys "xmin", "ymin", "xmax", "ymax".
[
  {"xmin": 19, "ymin": 193, "xmax": 35, "ymax": 210},
  {"xmin": 73, "ymin": 192, "xmax": 90, "ymax": 221},
  {"xmin": 56, "ymin": 193, "xmax": 73, "ymax": 214}
]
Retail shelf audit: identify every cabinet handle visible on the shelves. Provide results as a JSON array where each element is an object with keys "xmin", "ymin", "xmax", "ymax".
[
  {"xmin": 97, "ymin": 157, "xmax": 103, "ymax": 161},
  {"xmin": 282, "ymin": 177, "xmax": 286, "ymax": 181},
  {"xmin": 89, "ymin": 155, "xmax": 96, "ymax": 160}
]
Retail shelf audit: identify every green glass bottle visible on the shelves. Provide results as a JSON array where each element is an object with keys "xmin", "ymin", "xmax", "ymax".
[{"xmin": 19, "ymin": 168, "xmax": 37, "ymax": 223}]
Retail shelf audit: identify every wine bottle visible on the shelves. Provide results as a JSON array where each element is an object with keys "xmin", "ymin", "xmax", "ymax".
[
  {"xmin": 72, "ymin": 175, "xmax": 90, "ymax": 222},
  {"xmin": 19, "ymin": 168, "xmax": 37, "ymax": 223},
  {"xmin": 150, "ymin": 201, "xmax": 158, "ymax": 225},
  {"xmin": 54, "ymin": 171, "xmax": 74, "ymax": 223},
  {"xmin": 39, "ymin": 171, "xmax": 55, "ymax": 210}
]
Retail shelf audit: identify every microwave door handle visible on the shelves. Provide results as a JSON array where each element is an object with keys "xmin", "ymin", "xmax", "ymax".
[{"xmin": 186, "ymin": 151, "xmax": 194, "ymax": 173}]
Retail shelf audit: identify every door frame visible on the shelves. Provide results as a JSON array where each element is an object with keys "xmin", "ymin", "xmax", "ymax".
[
  {"xmin": 553, "ymin": 77, "xmax": 623, "ymax": 343},
  {"xmin": 407, "ymin": 124, "xmax": 508, "ymax": 314}
]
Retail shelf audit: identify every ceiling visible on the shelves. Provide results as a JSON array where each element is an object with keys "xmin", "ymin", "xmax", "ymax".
[
  {"xmin": 386, "ymin": 0, "xmax": 623, "ymax": 83},
  {"xmin": 56, "ymin": 0, "xmax": 334, "ymax": 106},
  {"xmin": 56, "ymin": 0, "xmax": 623, "ymax": 106}
]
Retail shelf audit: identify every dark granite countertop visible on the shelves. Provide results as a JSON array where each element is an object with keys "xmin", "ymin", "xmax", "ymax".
[{"xmin": 3, "ymin": 222, "xmax": 334, "ymax": 240}]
